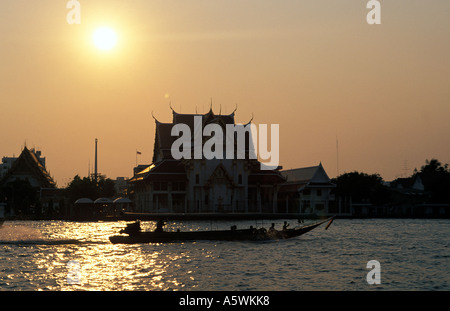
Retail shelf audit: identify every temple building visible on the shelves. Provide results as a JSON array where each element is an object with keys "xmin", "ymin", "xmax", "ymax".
[
  {"xmin": 129, "ymin": 107, "xmax": 286, "ymax": 214},
  {"xmin": 0, "ymin": 147, "xmax": 63, "ymax": 217},
  {"xmin": 0, "ymin": 147, "xmax": 56, "ymax": 189}
]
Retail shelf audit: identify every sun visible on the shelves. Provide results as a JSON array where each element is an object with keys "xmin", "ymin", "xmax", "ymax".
[{"xmin": 92, "ymin": 27, "xmax": 118, "ymax": 51}]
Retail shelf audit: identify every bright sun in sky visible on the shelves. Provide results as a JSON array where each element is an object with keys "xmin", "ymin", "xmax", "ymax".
[{"xmin": 92, "ymin": 27, "xmax": 118, "ymax": 51}]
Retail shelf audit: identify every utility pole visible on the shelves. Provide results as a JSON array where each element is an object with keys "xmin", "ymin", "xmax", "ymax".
[
  {"xmin": 336, "ymin": 137, "xmax": 340, "ymax": 177},
  {"xmin": 94, "ymin": 138, "xmax": 98, "ymax": 182}
]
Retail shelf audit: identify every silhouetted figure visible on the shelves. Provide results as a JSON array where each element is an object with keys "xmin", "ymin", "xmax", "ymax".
[
  {"xmin": 121, "ymin": 221, "xmax": 141, "ymax": 236},
  {"xmin": 283, "ymin": 221, "xmax": 290, "ymax": 231},
  {"xmin": 155, "ymin": 219, "xmax": 165, "ymax": 232},
  {"xmin": 268, "ymin": 223, "xmax": 276, "ymax": 234}
]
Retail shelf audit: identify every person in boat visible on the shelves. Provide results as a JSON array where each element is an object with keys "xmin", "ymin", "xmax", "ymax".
[
  {"xmin": 268, "ymin": 223, "xmax": 279, "ymax": 238},
  {"xmin": 120, "ymin": 221, "xmax": 141, "ymax": 236},
  {"xmin": 155, "ymin": 219, "xmax": 165, "ymax": 232},
  {"xmin": 268, "ymin": 223, "xmax": 276, "ymax": 234},
  {"xmin": 283, "ymin": 221, "xmax": 290, "ymax": 231}
]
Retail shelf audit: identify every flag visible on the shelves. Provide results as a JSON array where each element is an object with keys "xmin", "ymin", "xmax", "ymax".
[{"xmin": 136, "ymin": 151, "xmax": 142, "ymax": 155}]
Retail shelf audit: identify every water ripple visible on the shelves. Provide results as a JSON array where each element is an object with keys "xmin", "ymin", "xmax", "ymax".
[{"xmin": 0, "ymin": 219, "xmax": 449, "ymax": 290}]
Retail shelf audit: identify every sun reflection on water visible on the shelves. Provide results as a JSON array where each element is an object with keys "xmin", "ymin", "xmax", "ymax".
[
  {"xmin": 0, "ymin": 221, "xmax": 206, "ymax": 290},
  {"xmin": 55, "ymin": 221, "xmax": 205, "ymax": 290}
]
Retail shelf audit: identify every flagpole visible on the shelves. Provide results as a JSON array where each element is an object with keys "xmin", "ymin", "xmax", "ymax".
[{"xmin": 136, "ymin": 150, "xmax": 142, "ymax": 167}]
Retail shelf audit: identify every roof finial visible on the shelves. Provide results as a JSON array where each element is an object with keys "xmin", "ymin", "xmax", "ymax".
[
  {"xmin": 232, "ymin": 103, "xmax": 238, "ymax": 114},
  {"xmin": 244, "ymin": 113, "xmax": 254, "ymax": 125},
  {"xmin": 151, "ymin": 111, "xmax": 160, "ymax": 123}
]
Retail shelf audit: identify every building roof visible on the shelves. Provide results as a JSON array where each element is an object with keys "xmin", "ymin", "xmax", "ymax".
[
  {"xmin": 74, "ymin": 198, "xmax": 94, "ymax": 204},
  {"xmin": 1, "ymin": 147, "xmax": 56, "ymax": 188},
  {"xmin": 248, "ymin": 161, "xmax": 287, "ymax": 184},
  {"xmin": 281, "ymin": 163, "xmax": 331, "ymax": 184},
  {"xmin": 152, "ymin": 107, "xmax": 254, "ymax": 162},
  {"xmin": 172, "ymin": 106, "xmax": 236, "ymax": 127},
  {"xmin": 113, "ymin": 197, "xmax": 133, "ymax": 204},
  {"xmin": 390, "ymin": 173, "xmax": 425, "ymax": 195},
  {"xmin": 94, "ymin": 197, "xmax": 114, "ymax": 204},
  {"xmin": 129, "ymin": 159, "xmax": 187, "ymax": 183},
  {"xmin": 131, "ymin": 107, "xmax": 284, "ymax": 186}
]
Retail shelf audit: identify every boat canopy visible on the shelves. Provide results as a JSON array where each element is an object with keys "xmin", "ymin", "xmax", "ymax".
[
  {"xmin": 94, "ymin": 198, "xmax": 114, "ymax": 204},
  {"xmin": 74, "ymin": 198, "xmax": 94, "ymax": 204}
]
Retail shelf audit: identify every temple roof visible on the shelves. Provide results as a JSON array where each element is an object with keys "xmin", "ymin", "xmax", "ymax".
[
  {"xmin": 248, "ymin": 162, "xmax": 286, "ymax": 184},
  {"xmin": 152, "ymin": 106, "xmax": 254, "ymax": 162},
  {"xmin": 1, "ymin": 147, "xmax": 56, "ymax": 188},
  {"xmin": 129, "ymin": 159, "xmax": 187, "ymax": 183},
  {"xmin": 172, "ymin": 107, "xmax": 236, "ymax": 127},
  {"xmin": 130, "ymin": 107, "xmax": 285, "ymax": 186}
]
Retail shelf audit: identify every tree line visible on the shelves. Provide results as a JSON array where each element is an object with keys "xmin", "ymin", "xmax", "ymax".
[
  {"xmin": 0, "ymin": 175, "xmax": 117, "ymax": 218},
  {"xmin": 64, "ymin": 175, "xmax": 116, "ymax": 203},
  {"xmin": 331, "ymin": 159, "xmax": 450, "ymax": 205}
]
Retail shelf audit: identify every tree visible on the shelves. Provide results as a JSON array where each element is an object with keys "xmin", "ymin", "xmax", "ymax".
[
  {"xmin": 332, "ymin": 171, "xmax": 390, "ymax": 205},
  {"xmin": 97, "ymin": 178, "xmax": 116, "ymax": 198},
  {"xmin": 65, "ymin": 175, "xmax": 117, "ymax": 203},
  {"xmin": 419, "ymin": 159, "xmax": 450, "ymax": 203}
]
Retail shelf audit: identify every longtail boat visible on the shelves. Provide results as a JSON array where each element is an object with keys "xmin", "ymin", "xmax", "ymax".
[{"xmin": 109, "ymin": 217, "xmax": 334, "ymax": 244}]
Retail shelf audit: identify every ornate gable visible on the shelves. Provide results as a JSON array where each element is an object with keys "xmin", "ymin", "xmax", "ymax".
[{"xmin": 205, "ymin": 163, "xmax": 235, "ymax": 187}]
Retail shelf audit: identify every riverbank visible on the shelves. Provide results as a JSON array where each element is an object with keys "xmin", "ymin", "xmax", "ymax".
[{"xmin": 3, "ymin": 212, "xmax": 449, "ymax": 222}]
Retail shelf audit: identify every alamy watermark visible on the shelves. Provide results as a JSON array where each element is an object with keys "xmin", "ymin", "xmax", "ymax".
[
  {"xmin": 170, "ymin": 116, "xmax": 279, "ymax": 170},
  {"xmin": 367, "ymin": 0, "xmax": 381, "ymax": 25},
  {"xmin": 67, "ymin": 1, "xmax": 380, "ymax": 26},
  {"xmin": 67, "ymin": 260, "xmax": 81, "ymax": 285},
  {"xmin": 366, "ymin": 260, "xmax": 381, "ymax": 284},
  {"xmin": 66, "ymin": 0, "xmax": 81, "ymax": 24}
]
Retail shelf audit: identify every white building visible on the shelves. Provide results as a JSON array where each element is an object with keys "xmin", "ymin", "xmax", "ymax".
[{"xmin": 279, "ymin": 163, "xmax": 338, "ymax": 216}]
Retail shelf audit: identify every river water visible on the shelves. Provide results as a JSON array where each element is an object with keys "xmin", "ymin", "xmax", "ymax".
[{"xmin": 0, "ymin": 218, "xmax": 448, "ymax": 291}]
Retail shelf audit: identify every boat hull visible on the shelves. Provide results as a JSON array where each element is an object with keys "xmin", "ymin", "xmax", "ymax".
[{"xmin": 109, "ymin": 218, "xmax": 332, "ymax": 244}]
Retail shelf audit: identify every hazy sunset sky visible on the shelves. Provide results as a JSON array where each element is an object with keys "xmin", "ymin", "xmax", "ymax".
[{"xmin": 1, "ymin": 0, "xmax": 449, "ymax": 187}]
